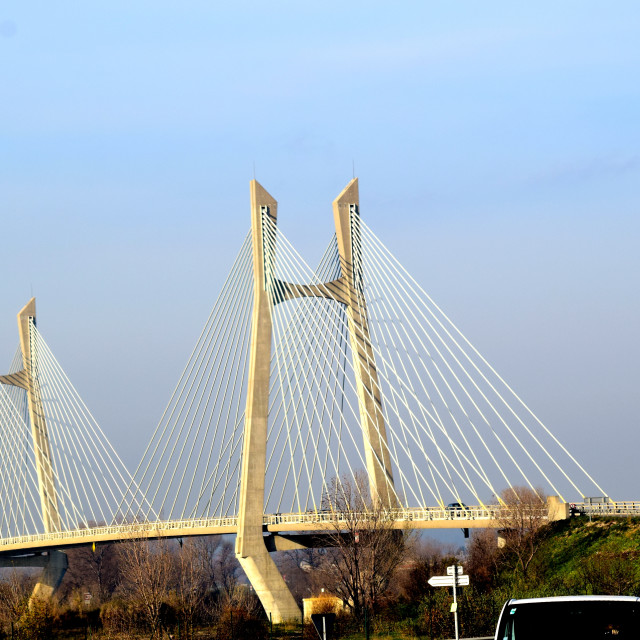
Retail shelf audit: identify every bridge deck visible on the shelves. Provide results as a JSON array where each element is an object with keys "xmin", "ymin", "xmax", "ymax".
[
  {"xmin": 0, "ymin": 507, "xmax": 502, "ymax": 554},
  {"xmin": 1, "ymin": 503, "xmax": 637, "ymax": 555}
]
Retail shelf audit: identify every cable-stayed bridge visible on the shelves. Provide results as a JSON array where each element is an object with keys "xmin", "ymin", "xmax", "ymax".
[{"xmin": 0, "ymin": 178, "xmax": 618, "ymax": 620}]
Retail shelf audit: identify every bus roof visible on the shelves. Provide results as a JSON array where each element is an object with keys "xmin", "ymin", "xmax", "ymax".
[{"xmin": 509, "ymin": 596, "xmax": 640, "ymax": 605}]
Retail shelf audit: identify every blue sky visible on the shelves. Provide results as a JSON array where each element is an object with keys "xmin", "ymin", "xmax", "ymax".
[{"xmin": 1, "ymin": 2, "xmax": 639, "ymax": 502}]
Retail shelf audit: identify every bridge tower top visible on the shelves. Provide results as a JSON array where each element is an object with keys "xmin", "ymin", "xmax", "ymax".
[{"xmin": 0, "ymin": 298, "xmax": 61, "ymax": 534}]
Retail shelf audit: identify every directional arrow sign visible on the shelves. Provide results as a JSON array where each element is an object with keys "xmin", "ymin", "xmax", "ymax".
[{"xmin": 428, "ymin": 575, "xmax": 470, "ymax": 587}]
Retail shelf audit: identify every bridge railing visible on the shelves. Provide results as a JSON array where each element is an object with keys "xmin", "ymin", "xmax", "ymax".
[
  {"xmin": 0, "ymin": 504, "xmax": 584, "ymax": 551},
  {"xmin": 0, "ymin": 517, "xmax": 239, "ymax": 550},
  {"xmin": 574, "ymin": 501, "xmax": 640, "ymax": 516},
  {"xmin": 261, "ymin": 505, "xmax": 540, "ymax": 526}
]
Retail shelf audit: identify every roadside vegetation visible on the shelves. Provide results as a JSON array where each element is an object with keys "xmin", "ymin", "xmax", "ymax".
[{"xmin": 2, "ymin": 510, "xmax": 640, "ymax": 639}]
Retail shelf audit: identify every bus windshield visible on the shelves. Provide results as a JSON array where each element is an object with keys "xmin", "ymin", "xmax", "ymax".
[{"xmin": 497, "ymin": 600, "xmax": 640, "ymax": 640}]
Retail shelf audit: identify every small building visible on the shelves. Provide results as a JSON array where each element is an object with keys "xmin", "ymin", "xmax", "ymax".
[{"xmin": 302, "ymin": 593, "xmax": 347, "ymax": 621}]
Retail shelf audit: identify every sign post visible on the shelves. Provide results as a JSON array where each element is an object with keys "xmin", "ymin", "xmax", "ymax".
[
  {"xmin": 311, "ymin": 613, "xmax": 335, "ymax": 640},
  {"xmin": 428, "ymin": 565, "xmax": 470, "ymax": 640},
  {"xmin": 452, "ymin": 565, "xmax": 459, "ymax": 640}
]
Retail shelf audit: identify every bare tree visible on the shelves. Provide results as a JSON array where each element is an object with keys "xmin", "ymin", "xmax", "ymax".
[
  {"xmin": 496, "ymin": 486, "xmax": 548, "ymax": 580},
  {"xmin": 0, "ymin": 569, "xmax": 33, "ymax": 634},
  {"xmin": 174, "ymin": 539, "xmax": 208, "ymax": 639},
  {"xmin": 466, "ymin": 529, "xmax": 499, "ymax": 592},
  {"xmin": 211, "ymin": 540, "xmax": 241, "ymax": 599},
  {"xmin": 319, "ymin": 472, "xmax": 409, "ymax": 617},
  {"xmin": 118, "ymin": 537, "xmax": 174, "ymax": 639},
  {"xmin": 277, "ymin": 548, "xmax": 326, "ymax": 602},
  {"xmin": 189, "ymin": 537, "xmax": 240, "ymax": 602},
  {"xmin": 60, "ymin": 543, "xmax": 120, "ymax": 604},
  {"xmin": 399, "ymin": 539, "xmax": 458, "ymax": 604},
  {"xmin": 210, "ymin": 584, "xmax": 265, "ymax": 640},
  {"xmin": 180, "ymin": 535, "xmax": 248, "ymax": 629}
]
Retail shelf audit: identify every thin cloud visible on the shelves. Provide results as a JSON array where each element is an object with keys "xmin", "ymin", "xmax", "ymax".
[
  {"xmin": 0, "ymin": 20, "xmax": 17, "ymax": 38},
  {"xmin": 300, "ymin": 27, "xmax": 527, "ymax": 72},
  {"xmin": 532, "ymin": 154, "xmax": 640, "ymax": 185}
]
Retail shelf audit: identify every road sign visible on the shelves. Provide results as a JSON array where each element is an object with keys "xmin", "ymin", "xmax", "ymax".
[
  {"xmin": 428, "ymin": 575, "xmax": 470, "ymax": 587},
  {"xmin": 430, "ymin": 570, "xmax": 471, "ymax": 640},
  {"xmin": 311, "ymin": 613, "xmax": 335, "ymax": 640}
]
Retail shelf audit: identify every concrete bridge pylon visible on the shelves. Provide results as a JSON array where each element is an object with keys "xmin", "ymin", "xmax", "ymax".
[
  {"xmin": 235, "ymin": 179, "xmax": 397, "ymax": 622},
  {"xmin": 235, "ymin": 181, "xmax": 301, "ymax": 622},
  {"xmin": 0, "ymin": 298, "xmax": 68, "ymax": 603}
]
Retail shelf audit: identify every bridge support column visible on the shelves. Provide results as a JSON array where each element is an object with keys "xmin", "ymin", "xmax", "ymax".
[
  {"xmin": 0, "ymin": 300, "xmax": 65, "ymax": 606},
  {"xmin": 30, "ymin": 550, "xmax": 68, "ymax": 604},
  {"xmin": 547, "ymin": 495, "xmax": 570, "ymax": 520},
  {"xmin": 332, "ymin": 179, "xmax": 396, "ymax": 507},
  {"xmin": 0, "ymin": 551, "xmax": 68, "ymax": 605},
  {"xmin": 236, "ymin": 553, "xmax": 300, "ymax": 622},
  {"xmin": 235, "ymin": 180, "xmax": 300, "ymax": 623}
]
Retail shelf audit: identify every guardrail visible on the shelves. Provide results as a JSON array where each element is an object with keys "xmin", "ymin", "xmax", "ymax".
[
  {"xmin": 262, "ymin": 506, "xmax": 516, "ymax": 526},
  {"xmin": 4, "ymin": 501, "xmax": 634, "ymax": 552},
  {"xmin": 573, "ymin": 501, "xmax": 640, "ymax": 516},
  {"xmin": 0, "ymin": 505, "xmax": 527, "ymax": 551},
  {"xmin": 0, "ymin": 507, "xmax": 500, "ymax": 552},
  {"xmin": 0, "ymin": 516, "xmax": 238, "ymax": 551}
]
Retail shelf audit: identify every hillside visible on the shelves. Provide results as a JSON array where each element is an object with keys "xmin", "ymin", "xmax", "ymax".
[
  {"xmin": 388, "ymin": 517, "xmax": 640, "ymax": 639},
  {"xmin": 528, "ymin": 516, "xmax": 640, "ymax": 595}
]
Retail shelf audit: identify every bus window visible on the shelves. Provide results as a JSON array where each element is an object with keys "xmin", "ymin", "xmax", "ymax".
[{"xmin": 496, "ymin": 599, "xmax": 640, "ymax": 640}]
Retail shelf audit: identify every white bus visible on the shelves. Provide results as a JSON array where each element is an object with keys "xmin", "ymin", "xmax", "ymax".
[{"xmin": 495, "ymin": 595, "xmax": 640, "ymax": 640}]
